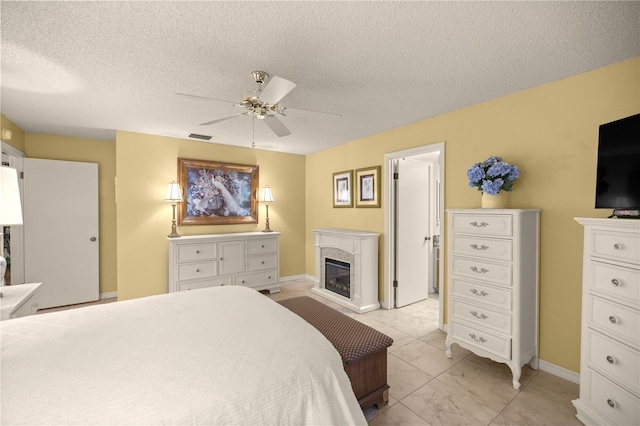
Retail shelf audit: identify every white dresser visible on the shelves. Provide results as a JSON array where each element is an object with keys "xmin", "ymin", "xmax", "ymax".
[
  {"xmin": 168, "ymin": 232, "xmax": 280, "ymax": 294},
  {"xmin": 573, "ymin": 218, "xmax": 639, "ymax": 426},
  {"xmin": 0, "ymin": 283, "xmax": 42, "ymax": 320},
  {"xmin": 445, "ymin": 209, "xmax": 540, "ymax": 390}
]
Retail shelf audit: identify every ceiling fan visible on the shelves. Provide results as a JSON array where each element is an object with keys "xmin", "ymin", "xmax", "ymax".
[{"xmin": 178, "ymin": 71, "xmax": 340, "ymax": 138}]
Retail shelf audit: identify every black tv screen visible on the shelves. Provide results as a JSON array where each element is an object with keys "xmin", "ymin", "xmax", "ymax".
[{"xmin": 595, "ymin": 113, "xmax": 640, "ymax": 210}]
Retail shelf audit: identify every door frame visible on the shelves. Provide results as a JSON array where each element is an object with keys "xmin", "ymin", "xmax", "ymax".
[
  {"xmin": 0, "ymin": 142, "xmax": 26, "ymax": 285},
  {"xmin": 383, "ymin": 142, "xmax": 445, "ymax": 329}
]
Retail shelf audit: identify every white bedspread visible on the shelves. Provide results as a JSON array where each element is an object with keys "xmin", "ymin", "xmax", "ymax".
[{"xmin": 1, "ymin": 286, "xmax": 366, "ymax": 425}]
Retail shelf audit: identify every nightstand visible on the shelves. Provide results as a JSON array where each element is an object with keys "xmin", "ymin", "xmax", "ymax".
[{"xmin": 0, "ymin": 283, "xmax": 42, "ymax": 320}]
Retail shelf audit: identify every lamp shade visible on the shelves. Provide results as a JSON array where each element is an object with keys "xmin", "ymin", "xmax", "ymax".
[
  {"xmin": 165, "ymin": 181, "xmax": 183, "ymax": 202},
  {"xmin": 260, "ymin": 186, "xmax": 274, "ymax": 203},
  {"xmin": 0, "ymin": 166, "xmax": 23, "ymax": 225}
]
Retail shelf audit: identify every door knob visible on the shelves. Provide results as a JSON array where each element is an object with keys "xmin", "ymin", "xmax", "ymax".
[{"xmin": 90, "ymin": 237, "xmax": 97, "ymax": 242}]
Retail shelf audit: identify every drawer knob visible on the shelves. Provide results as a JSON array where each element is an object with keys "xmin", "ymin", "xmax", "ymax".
[
  {"xmin": 470, "ymin": 221, "xmax": 489, "ymax": 228},
  {"xmin": 606, "ymin": 355, "xmax": 616, "ymax": 364},
  {"xmin": 468, "ymin": 333, "xmax": 487, "ymax": 343},
  {"xmin": 470, "ymin": 288, "xmax": 489, "ymax": 297},
  {"xmin": 611, "ymin": 279, "xmax": 620, "ymax": 287},
  {"xmin": 195, "ymin": 268, "xmax": 200, "ymax": 273},
  {"xmin": 613, "ymin": 243, "xmax": 622, "ymax": 250},
  {"xmin": 607, "ymin": 399, "xmax": 617, "ymax": 409},
  {"xmin": 196, "ymin": 250, "xmax": 200, "ymax": 254},
  {"xmin": 268, "ymin": 276, "xmax": 271, "ymax": 279},
  {"xmin": 261, "ymin": 244, "xmax": 265, "ymax": 248},
  {"xmin": 261, "ymin": 261, "xmax": 265, "ymax": 264},
  {"xmin": 608, "ymin": 315, "xmax": 618, "ymax": 324},
  {"xmin": 242, "ymin": 280, "xmax": 245, "ymax": 284},
  {"xmin": 220, "ymin": 257, "xmax": 223, "ymax": 260},
  {"xmin": 470, "ymin": 266, "xmax": 489, "ymax": 274},
  {"xmin": 470, "ymin": 310, "xmax": 489, "ymax": 320},
  {"xmin": 470, "ymin": 244, "xmax": 489, "ymax": 251}
]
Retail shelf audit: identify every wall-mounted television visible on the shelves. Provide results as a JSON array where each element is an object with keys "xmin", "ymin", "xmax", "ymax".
[{"xmin": 595, "ymin": 113, "xmax": 640, "ymax": 218}]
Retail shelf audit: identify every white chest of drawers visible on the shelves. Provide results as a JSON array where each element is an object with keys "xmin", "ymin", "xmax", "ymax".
[
  {"xmin": 168, "ymin": 232, "xmax": 280, "ymax": 294},
  {"xmin": 445, "ymin": 209, "xmax": 540, "ymax": 390},
  {"xmin": 573, "ymin": 218, "xmax": 639, "ymax": 426}
]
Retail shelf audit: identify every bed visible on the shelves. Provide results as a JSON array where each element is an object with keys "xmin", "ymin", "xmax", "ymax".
[{"xmin": 0, "ymin": 286, "xmax": 367, "ymax": 425}]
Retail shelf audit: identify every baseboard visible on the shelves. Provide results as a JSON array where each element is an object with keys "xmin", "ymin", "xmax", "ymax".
[
  {"xmin": 538, "ymin": 359, "xmax": 580, "ymax": 384},
  {"xmin": 99, "ymin": 291, "xmax": 117, "ymax": 300},
  {"xmin": 279, "ymin": 274, "xmax": 311, "ymax": 282}
]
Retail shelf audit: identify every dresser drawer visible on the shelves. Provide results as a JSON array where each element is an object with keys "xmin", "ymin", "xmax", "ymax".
[
  {"xmin": 177, "ymin": 243, "xmax": 217, "ymax": 262},
  {"xmin": 177, "ymin": 277, "xmax": 231, "ymax": 291},
  {"xmin": 247, "ymin": 254, "xmax": 277, "ymax": 271},
  {"xmin": 591, "ymin": 229, "xmax": 640, "ymax": 266},
  {"xmin": 590, "ymin": 296, "xmax": 640, "ymax": 346},
  {"xmin": 587, "ymin": 330, "xmax": 640, "ymax": 394},
  {"xmin": 450, "ymin": 213, "xmax": 513, "ymax": 237},
  {"xmin": 177, "ymin": 261, "xmax": 218, "ymax": 281},
  {"xmin": 450, "ymin": 322, "xmax": 511, "ymax": 360},
  {"xmin": 451, "ymin": 235, "xmax": 512, "ymax": 261},
  {"xmin": 451, "ymin": 299, "xmax": 511, "ymax": 334},
  {"xmin": 451, "ymin": 256, "xmax": 512, "ymax": 287},
  {"xmin": 584, "ymin": 368, "xmax": 639, "ymax": 426},
  {"xmin": 234, "ymin": 270, "xmax": 277, "ymax": 288},
  {"xmin": 247, "ymin": 238, "xmax": 277, "ymax": 254},
  {"xmin": 590, "ymin": 261, "xmax": 640, "ymax": 307},
  {"xmin": 451, "ymin": 279, "xmax": 512, "ymax": 310}
]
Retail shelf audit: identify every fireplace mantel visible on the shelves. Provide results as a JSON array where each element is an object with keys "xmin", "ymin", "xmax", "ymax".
[{"xmin": 312, "ymin": 228, "xmax": 380, "ymax": 313}]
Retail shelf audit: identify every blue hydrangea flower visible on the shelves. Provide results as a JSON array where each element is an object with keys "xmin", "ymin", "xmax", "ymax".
[
  {"xmin": 466, "ymin": 164, "xmax": 485, "ymax": 187},
  {"xmin": 481, "ymin": 178, "xmax": 504, "ymax": 195},
  {"xmin": 482, "ymin": 156, "xmax": 503, "ymax": 168},
  {"xmin": 506, "ymin": 164, "xmax": 520, "ymax": 181},
  {"xmin": 487, "ymin": 162, "xmax": 511, "ymax": 177}
]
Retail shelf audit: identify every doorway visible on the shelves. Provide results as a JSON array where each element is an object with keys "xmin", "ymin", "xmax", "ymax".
[{"xmin": 383, "ymin": 143, "xmax": 445, "ymax": 330}]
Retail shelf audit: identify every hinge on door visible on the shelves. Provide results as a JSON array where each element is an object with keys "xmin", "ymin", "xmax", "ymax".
[
  {"xmin": 20, "ymin": 171, "xmax": 24, "ymax": 179},
  {"xmin": 393, "ymin": 279, "xmax": 398, "ymax": 288},
  {"xmin": 393, "ymin": 172, "xmax": 399, "ymax": 180}
]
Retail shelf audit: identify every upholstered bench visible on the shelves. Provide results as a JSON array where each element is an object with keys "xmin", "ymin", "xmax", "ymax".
[{"xmin": 278, "ymin": 296, "xmax": 393, "ymax": 410}]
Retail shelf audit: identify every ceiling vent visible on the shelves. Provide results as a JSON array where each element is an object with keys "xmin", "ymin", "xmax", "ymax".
[{"xmin": 188, "ymin": 133, "xmax": 212, "ymax": 141}]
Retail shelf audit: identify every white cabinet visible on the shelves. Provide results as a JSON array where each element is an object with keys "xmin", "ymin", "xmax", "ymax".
[
  {"xmin": 445, "ymin": 209, "xmax": 540, "ymax": 390},
  {"xmin": 168, "ymin": 232, "xmax": 280, "ymax": 294},
  {"xmin": 0, "ymin": 283, "xmax": 42, "ymax": 320},
  {"xmin": 573, "ymin": 218, "xmax": 639, "ymax": 426}
]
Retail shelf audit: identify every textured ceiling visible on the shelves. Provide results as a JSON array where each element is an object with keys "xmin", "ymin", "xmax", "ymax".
[{"xmin": 1, "ymin": 1, "xmax": 639, "ymax": 155}]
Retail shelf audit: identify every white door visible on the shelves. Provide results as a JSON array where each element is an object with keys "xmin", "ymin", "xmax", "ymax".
[
  {"xmin": 396, "ymin": 158, "xmax": 431, "ymax": 308},
  {"xmin": 24, "ymin": 159, "xmax": 99, "ymax": 309}
]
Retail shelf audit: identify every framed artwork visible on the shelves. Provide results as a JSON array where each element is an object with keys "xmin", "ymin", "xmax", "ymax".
[
  {"xmin": 355, "ymin": 166, "xmax": 381, "ymax": 208},
  {"xmin": 332, "ymin": 170, "xmax": 353, "ymax": 208},
  {"xmin": 177, "ymin": 158, "xmax": 258, "ymax": 225}
]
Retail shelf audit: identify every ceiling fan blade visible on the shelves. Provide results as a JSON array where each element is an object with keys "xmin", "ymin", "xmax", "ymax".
[
  {"xmin": 263, "ymin": 116, "xmax": 291, "ymax": 137},
  {"xmin": 284, "ymin": 106, "xmax": 342, "ymax": 120},
  {"xmin": 199, "ymin": 112, "xmax": 248, "ymax": 126},
  {"xmin": 259, "ymin": 76, "xmax": 296, "ymax": 105},
  {"xmin": 176, "ymin": 92, "xmax": 236, "ymax": 105}
]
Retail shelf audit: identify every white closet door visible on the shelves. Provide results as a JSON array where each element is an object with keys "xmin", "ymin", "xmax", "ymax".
[
  {"xmin": 396, "ymin": 158, "xmax": 431, "ymax": 308},
  {"xmin": 24, "ymin": 159, "xmax": 99, "ymax": 309}
]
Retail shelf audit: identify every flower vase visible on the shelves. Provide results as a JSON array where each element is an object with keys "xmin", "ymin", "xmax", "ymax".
[{"xmin": 482, "ymin": 191, "xmax": 508, "ymax": 209}]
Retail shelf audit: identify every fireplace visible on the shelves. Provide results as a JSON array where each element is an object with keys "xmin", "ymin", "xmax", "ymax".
[
  {"xmin": 312, "ymin": 228, "xmax": 380, "ymax": 313},
  {"xmin": 325, "ymin": 258, "xmax": 351, "ymax": 298}
]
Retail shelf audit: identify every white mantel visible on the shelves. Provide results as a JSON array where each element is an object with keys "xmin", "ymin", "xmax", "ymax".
[{"xmin": 312, "ymin": 228, "xmax": 380, "ymax": 313}]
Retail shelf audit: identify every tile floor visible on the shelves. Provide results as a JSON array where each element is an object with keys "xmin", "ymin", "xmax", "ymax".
[
  {"xmin": 37, "ymin": 279, "xmax": 582, "ymax": 425},
  {"xmin": 268, "ymin": 279, "xmax": 582, "ymax": 426}
]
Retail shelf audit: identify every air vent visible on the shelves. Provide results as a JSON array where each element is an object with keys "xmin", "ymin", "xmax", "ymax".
[{"xmin": 188, "ymin": 133, "xmax": 212, "ymax": 140}]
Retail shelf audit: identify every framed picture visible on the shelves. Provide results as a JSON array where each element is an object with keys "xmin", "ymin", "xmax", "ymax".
[
  {"xmin": 177, "ymin": 158, "xmax": 258, "ymax": 225},
  {"xmin": 355, "ymin": 166, "xmax": 381, "ymax": 208},
  {"xmin": 332, "ymin": 170, "xmax": 353, "ymax": 208}
]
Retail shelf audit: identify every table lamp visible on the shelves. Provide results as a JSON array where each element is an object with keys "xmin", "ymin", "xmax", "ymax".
[
  {"xmin": 165, "ymin": 181, "xmax": 183, "ymax": 238},
  {"xmin": 260, "ymin": 185, "xmax": 274, "ymax": 232}
]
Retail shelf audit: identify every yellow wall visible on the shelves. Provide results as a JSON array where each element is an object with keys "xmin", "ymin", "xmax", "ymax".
[
  {"xmin": 24, "ymin": 134, "xmax": 118, "ymax": 295},
  {"xmin": 115, "ymin": 131, "xmax": 306, "ymax": 301},
  {"xmin": 1, "ymin": 114, "xmax": 26, "ymax": 152},
  {"xmin": 305, "ymin": 57, "xmax": 640, "ymax": 373}
]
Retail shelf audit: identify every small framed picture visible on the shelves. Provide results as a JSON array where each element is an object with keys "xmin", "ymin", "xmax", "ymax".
[
  {"xmin": 332, "ymin": 170, "xmax": 353, "ymax": 208},
  {"xmin": 355, "ymin": 166, "xmax": 381, "ymax": 208}
]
